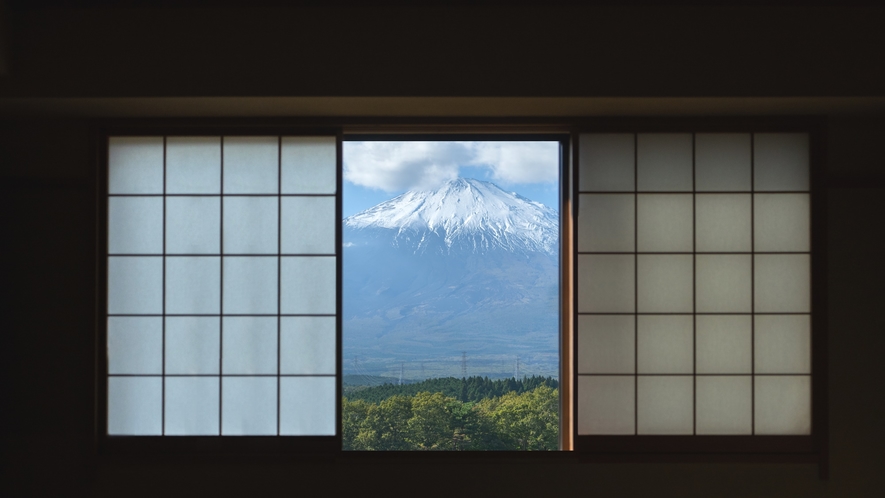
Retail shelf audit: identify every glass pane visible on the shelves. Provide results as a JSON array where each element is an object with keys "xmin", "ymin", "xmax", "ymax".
[
  {"xmin": 165, "ymin": 197, "xmax": 220, "ymax": 254},
  {"xmin": 754, "ymin": 194, "xmax": 811, "ymax": 252},
  {"xmin": 637, "ymin": 133, "xmax": 693, "ymax": 191},
  {"xmin": 108, "ymin": 256, "xmax": 163, "ymax": 314},
  {"xmin": 281, "ymin": 257, "xmax": 336, "ymax": 315},
  {"xmin": 107, "ymin": 317, "xmax": 162, "ymax": 375},
  {"xmin": 754, "ymin": 133, "xmax": 810, "ymax": 192},
  {"xmin": 755, "ymin": 315, "xmax": 811, "ymax": 374},
  {"xmin": 578, "ymin": 134, "xmax": 634, "ymax": 192},
  {"xmin": 280, "ymin": 317, "xmax": 336, "ymax": 375},
  {"xmin": 577, "ymin": 315, "xmax": 634, "ymax": 374},
  {"xmin": 577, "ymin": 254, "xmax": 635, "ymax": 313},
  {"xmin": 695, "ymin": 254, "xmax": 752, "ymax": 313},
  {"xmin": 281, "ymin": 197, "xmax": 336, "ymax": 254},
  {"xmin": 577, "ymin": 376, "xmax": 635, "ymax": 435},
  {"xmin": 165, "ymin": 317, "xmax": 220, "ymax": 375},
  {"xmin": 695, "ymin": 315, "xmax": 752, "ymax": 374},
  {"xmin": 577, "ymin": 194, "xmax": 634, "ymax": 252},
  {"xmin": 164, "ymin": 377, "xmax": 219, "ymax": 436},
  {"xmin": 636, "ymin": 194, "xmax": 693, "ymax": 252},
  {"xmin": 223, "ymin": 196, "xmax": 278, "ymax": 254},
  {"xmin": 108, "ymin": 137, "xmax": 164, "ymax": 194},
  {"xmin": 108, "ymin": 197, "xmax": 163, "ymax": 254},
  {"xmin": 637, "ymin": 255, "xmax": 693, "ymax": 313},
  {"xmin": 221, "ymin": 377, "xmax": 277, "ymax": 435},
  {"xmin": 108, "ymin": 376, "xmax": 162, "ymax": 435},
  {"xmin": 754, "ymin": 255, "xmax": 811, "ymax": 312},
  {"xmin": 281, "ymin": 136, "xmax": 337, "ymax": 194},
  {"xmin": 636, "ymin": 315, "xmax": 693, "ymax": 374},
  {"xmin": 222, "ymin": 317, "xmax": 278, "ymax": 375},
  {"xmin": 695, "ymin": 194, "xmax": 751, "ymax": 252},
  {"xmin": 696, "ymin": 376, "xmax": 752, "ymax": 434},
  {"xmin": 694, "ymin": 133, "xmax": 751, "ymax": 192},
  {"xmin": 165, "ymin": 257, "xmax": 221, "ymax": 314},
  {"xmin": 222, "ymin": 257, "xmax": 278, "ymax": 314},
  {"xmin": 637, "ymin": 376, "xmax": 693, "ymax": 435},
  {"xmin": 166, "ymin": 137, "xmax": 221, "ymax": 194},
  {"xmin": 223, "ymin": 137, "xmax": 279, "ymax": 194},
  {"xmin": 755, "ymin": 375, "xmax": 811, "ymax": 435},
  {"xmin": 280, "ymin": 377, "xmax": 336, "ymax": 435}
]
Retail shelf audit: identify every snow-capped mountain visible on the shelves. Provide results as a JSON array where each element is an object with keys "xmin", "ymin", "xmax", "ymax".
[
  {"xmin": 344, "ymin": 178, "xmax": 558, "ymax": 255},
  {"xmin": 342, "ymin": 178, "xmax": 560, "ymax": 379}
]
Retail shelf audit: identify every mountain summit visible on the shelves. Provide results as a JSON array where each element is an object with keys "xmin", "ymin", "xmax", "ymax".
[{"xmin": 344, "ymin": 178, "xmax": 558, "ymax": 255}]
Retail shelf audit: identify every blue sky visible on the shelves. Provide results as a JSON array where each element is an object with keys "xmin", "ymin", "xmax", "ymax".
[{"xmin": 342, "ymin": 141, "xmax": 561, "ymax": 218}]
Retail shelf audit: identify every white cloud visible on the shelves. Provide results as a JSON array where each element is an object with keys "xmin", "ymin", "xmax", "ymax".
[{"xmin": 343, "ymin": 141, "xmax": 558, "ymax": 192}]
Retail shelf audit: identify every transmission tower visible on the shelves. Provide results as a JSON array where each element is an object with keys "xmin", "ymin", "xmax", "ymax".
[
  {"xmin": 515, "ymin": 355, "xmax": 520, "ymax": 380},
  {"xmin": 399, "ymin": 362, "xmax": 404, "ymax": 386},
  {"xmin": 461, "ymin": 352, "xmax": 467, "ymax": 377}
]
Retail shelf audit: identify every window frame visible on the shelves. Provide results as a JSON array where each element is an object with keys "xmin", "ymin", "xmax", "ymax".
[{"xmin": 94, "ymin": 118, "xmax": 827, "ymax": 475}]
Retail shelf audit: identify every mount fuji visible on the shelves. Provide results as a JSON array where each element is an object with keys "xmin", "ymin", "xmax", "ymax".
[{"xmin": 343, "ymin": 178, "xmax": 560, "ymax": 379}]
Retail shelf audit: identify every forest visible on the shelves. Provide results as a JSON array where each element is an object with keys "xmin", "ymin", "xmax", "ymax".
[{"xmin": 342, "ymin": 377, "xmax": 559, "ymax": 451}]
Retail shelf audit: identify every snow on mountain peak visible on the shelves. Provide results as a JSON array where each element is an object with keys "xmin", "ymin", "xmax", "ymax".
[{"xmin": 344, "ymin": 178, "xmax": 558, "ymax": 254}]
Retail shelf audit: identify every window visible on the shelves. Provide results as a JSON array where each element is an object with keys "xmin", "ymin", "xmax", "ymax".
[
  {"xmin": 99, "ymin": 121, "xmax": 824, "ymax": 468},
  {"xmin": 573, "ymin": 126, "xmax": 824, "ymax": 463}
]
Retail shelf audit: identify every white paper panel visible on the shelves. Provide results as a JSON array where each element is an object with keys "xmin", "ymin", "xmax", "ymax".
[
  {"xmin": 694, "ymin": 133, "xmax": 752, "ymax": 192},
  {"xmin": 281, "ymin": 136, "xmax": 337, "ymax": 194},
  {"xmin": 577, "ymin": 255, "xmax": 635, "ymax": 313},
  {"xmin": 754, "ymin": 133, "xmax": 810, "ymax": 192},
  {"xmin": 165, "ymin": 257, "xmax": 221, "ymax": 314},
  {"xmin": 754, "ymin": 194, "xmax": 811, "ymax": 252},
  {"xmin": 222, "ymin": 196, "xmax": 278, "ymax": 254},
  {"xmin": 696, "ymin": 376, "xmax": 752, "ymax": 435},
  {"xmin": 755, "ymin": 375, "xmax": 811, "ymax": 435},
  {"xmin": 222, "ymin": 257, "xmax": 278, "ymax": 314},
  {"xmin": 578, "ymin": 134, "xmax": 635, "ymax": 192},
  {"xmin": 281, "ymin": 257, "xmax": 337, "ymax": 314},
  {"xmin": 223, "ymin": 137, "xmax": 279, "ymax": 194},
  {"xmin": 281, "ymin": 317, "xmax": 336, "ymax": 375},
  {"xmin": 696, "ymin": 255, "xmax": 752, "ymax": 313},
  {"xmin": 164, "ymin": 377, "xmax": 219, "ymax": 436},
  {"xmin": 281, "ymin": 196, "xmax": 336, "ymax": 254},
  {"xmin": 577, "ymin": 194, "xmax": 634, "ymax": 252},
  {"xmin": 165, "ymin": 197, "xmax": 220, "ymax": 254},
  {"xmin": 637, "ymin": 255, "xmax": 693, "ymax": 312},
  {"xmin": 221, "ymin": 377, "xmax": 277, "ymax": 435},
  {"xmin": 166, "ymin": 137, "xmax": 221, "ymax": 194},
  {"xmin": 695, "ymin": 194, "xmax": 752, "ymax": 252},
  {"xmin": 637, "ymin": 376, "xmax": 693, "ymax": 435},
  {"xmin": 108, "ymin": 376, "xmax": 162, "ymax": 435},
  {"xmin": 108, "ymin": 137, "xmax": 164, "ymax": 194},
  {"xmin": 107, "ymin": 317, "xmax": 163, "ymax": 374},
  {"xmin": 754, "ymin": 255, "xmax": 811, "ymax": 312},
  {"xmin": 222, "ymin": 317, "xmax": 278, "ymax": 374},
  {"xmin": 637, "ymin": 194, "xmax": 693, "ymax": 252},
  {"xmin": 637, "ymin": 315, "xmax": 693, "ymax": 374},
  {"xmin": 165, "ymin": 317, "xmax": 220, "ymax": 374},
  {"xmin": 577, "ymin": 376, "xmax": 635, "ymax": 435},
  {"xmin": 696, "ymin": 315, "xmax": 752, "ymax": 374},
  {"xmin": 107, "ymin": 256, "xmax": 163, "ymax": 314},
  {"xmin": 577, "ymin": 315, "xmax": 635, "ymax": 374},
  {"xmin": 755, "ymin": 315, "xmax": 811, "ymax": 374},
  {"xmin": 637, "ymin": 133, "xmax": 693, "ymax": 191},
  {"xmin": 280, "ymin": 377, "xmax": 337, "ymax": 435},
  {"xmin": 108, "ymin": 197, "xmax": 163, "ymax": 254}
]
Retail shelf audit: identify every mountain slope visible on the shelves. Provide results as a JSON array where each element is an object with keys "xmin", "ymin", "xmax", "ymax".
[{"xmin": 343, "ymin": 178, "xmax": 560, "ymax": 378}]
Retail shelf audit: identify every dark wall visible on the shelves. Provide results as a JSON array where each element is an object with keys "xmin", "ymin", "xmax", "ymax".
[{"xmin": 2, "ymin": 4, "xmax": 884, "ymax": 497}]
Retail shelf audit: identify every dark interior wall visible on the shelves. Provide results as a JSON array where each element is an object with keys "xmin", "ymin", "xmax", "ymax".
[{"xmin": 2, "ymin": 4, "xmax": 884, "ymax": 497}]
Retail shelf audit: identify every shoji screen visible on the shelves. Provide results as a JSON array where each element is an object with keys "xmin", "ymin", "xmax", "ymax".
[
  {"xmin": 576, "ymin": 132, "xmax": 811, "ymax": 438},
  {"xmin": 105, "ymin": 135, "xmax": 338, "ymax": 436}
]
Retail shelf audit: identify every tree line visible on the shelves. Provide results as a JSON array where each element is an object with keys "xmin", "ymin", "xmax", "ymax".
[
  {"xmin": 343, "ymin": 385, "xmax": 559, "ymax": 451},
  {"xmin": 345, "ymin": 375, "xmax": 559, "ymax": 404}
]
